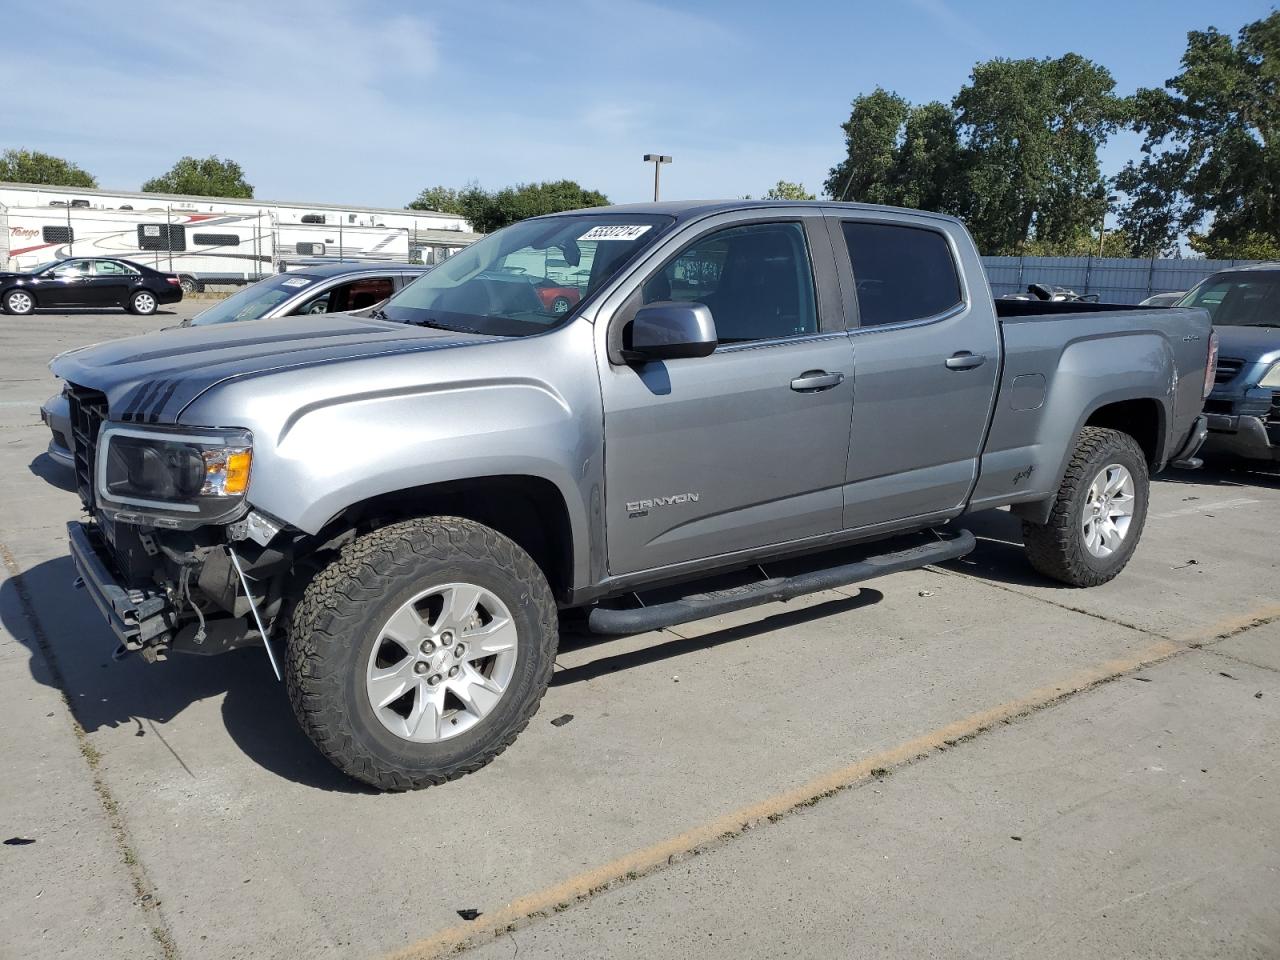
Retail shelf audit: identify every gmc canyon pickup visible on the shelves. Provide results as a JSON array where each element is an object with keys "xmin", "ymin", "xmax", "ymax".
[{"xmin": 52, "ymin": 201, "xmax": 1214, "ymax": 790}]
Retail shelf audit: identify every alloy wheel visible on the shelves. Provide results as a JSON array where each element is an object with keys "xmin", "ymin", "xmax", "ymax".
[
  {"xmin": 365, "ymin": 582, "xmax": 519, "ymax": 742},
  {"xmin": 1081, "ymin": 463, "xmax": 1135, "ymax": 558}
]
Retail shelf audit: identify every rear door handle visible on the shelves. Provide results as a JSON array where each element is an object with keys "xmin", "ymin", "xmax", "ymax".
[
  {"xmin": 790, "ymin": 370, "xmax": 845, "ymax": 392},
  {"xmin": 945, "ymin": 351, "xmax": 987, "ymax": 371}
]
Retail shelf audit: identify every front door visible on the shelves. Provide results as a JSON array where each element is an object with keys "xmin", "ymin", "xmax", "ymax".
[
  {"xmin": 40, "ymin": 259, "xmax": 93, "ymax": 307},
  {"xmin": 599, "ymin": 217, "xmax": 854, "ymax": 576},
  {"xmin": 829, "ymin": 215, "xmax": 1000, "ymax": 530}
]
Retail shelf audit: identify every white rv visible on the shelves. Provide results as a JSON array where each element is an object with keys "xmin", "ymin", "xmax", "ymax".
[{"xmin": 0, "ymin": 182, "xmax": 478, "ymax": 290}]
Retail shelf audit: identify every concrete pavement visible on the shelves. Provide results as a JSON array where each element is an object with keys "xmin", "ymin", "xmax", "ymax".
[{"xmin": 0, "ymin": 305, "xmax": 1277, "ymax": 959}]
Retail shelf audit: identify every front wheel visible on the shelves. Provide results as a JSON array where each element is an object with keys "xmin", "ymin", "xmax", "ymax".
[
  {"xmin": 1021, "ymin": 426, "xmax": 1150, "ymax": 587},
  {"xmin": 285, "ymin": 517, "xmax": 559, "ymax": 790},
  {"xmin": 4, "ymin": 289, "xmax": 35, "ymax": 315},
  {"xmin": 129, "ymin": 291, "xmax": 158, "ymax": 315}
]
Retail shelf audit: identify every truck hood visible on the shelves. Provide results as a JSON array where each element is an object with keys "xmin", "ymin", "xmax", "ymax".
[
  {"xmin": 50, "ymin": 314, "xmax": 499, "ymax": 425},
  {"xmin": 1215, "ymin": 323, "xmax": 1280, "ymax": 363}
]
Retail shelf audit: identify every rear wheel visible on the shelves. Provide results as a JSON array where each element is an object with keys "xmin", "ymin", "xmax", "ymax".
[
  {"xmin": 129, "ymin": 291, "xmax": 157, "ymax": 315},
  {"xmin": 4, "ymin": 289, "xmax": 35, "ymax": 315},
  {"xmin": 178, "ymin": 276, "xmax": 201, "ymax": 295},
  {"xmin": 285, "ymin": 517, "xmax": 558, "ymax": 790},
  {"xmin": 1021, "ymin": 427, "xmax": 1149, "ymax": 587}
]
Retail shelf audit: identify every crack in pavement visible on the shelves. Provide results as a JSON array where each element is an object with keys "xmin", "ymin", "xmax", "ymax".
[{"xmin": 0, "ymin": 540, "xmax": 180, "ymax": 960}]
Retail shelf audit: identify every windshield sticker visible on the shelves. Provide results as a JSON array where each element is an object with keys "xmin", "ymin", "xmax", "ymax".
[
  {"xmin": 578, "ymin": 225, "xmax": 652, "ymax": 242},
  {"xmin": 281, "ymin": 277, "xmax": 311, "ymax": 288}
]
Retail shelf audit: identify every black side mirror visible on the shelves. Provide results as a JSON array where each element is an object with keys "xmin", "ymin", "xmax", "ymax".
[{"xmin": 622, "ymin": 302, "xmax": 718, "ymax": 362}]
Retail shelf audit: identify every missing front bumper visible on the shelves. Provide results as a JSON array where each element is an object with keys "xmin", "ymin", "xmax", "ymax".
[{"xmin": 67, "ymin": 521, "xmax": 178, "ymax": 658}]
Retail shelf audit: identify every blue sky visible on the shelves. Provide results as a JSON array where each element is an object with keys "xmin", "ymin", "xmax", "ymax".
[{"xmin": 5, "ymin": 0, "xmax": 1272, "ymax": 209}]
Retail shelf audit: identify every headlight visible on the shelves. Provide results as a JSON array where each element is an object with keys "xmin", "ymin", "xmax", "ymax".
[
  {"xmin": 1259, "ymin": 362, "xmax": 1280, "ymax": 389},
  {"xmin": 97, "ymin": 425, "xmax": 252, "ymax": 526}
]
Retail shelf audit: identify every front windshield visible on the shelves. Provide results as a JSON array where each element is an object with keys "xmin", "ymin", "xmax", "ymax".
[
  {"xmin": 190, "ymin": 273, "xmax": 320, "ymax": 326},
  {"xmin": 380, "ymin": 213, "xmax": 674, "ymax": 336},
  {"xmin": 1178, "ymin": 273, "xmax": 1280, "ymax": 327}
]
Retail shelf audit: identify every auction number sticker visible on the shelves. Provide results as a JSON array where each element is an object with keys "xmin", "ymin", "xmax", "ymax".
[
  {"xmin": 578, "ymin": 224, "xmax": 652, "ymax": 241},
  {"xmin": 281, "ymin": 277, "xmax": 311, "ymax": 288}
]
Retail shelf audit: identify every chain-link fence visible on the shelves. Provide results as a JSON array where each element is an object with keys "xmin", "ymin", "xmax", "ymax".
[{"xmin": 981, "ymin": 256, "xmax": 1267, "ymax": 304}]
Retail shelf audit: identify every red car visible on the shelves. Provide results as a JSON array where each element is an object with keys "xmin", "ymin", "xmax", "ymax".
[{"xmin": 533, "ymin": 280, "xmax": 581, "ymax": 315}]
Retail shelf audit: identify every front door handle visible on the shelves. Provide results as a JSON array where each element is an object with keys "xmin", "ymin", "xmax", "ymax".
[
  {"xmin": 945, "ymin": 351, "xmax": 987, "ymax": 371},
  {"xmin": 790, "ymin": 370, "xmax": 845, "ymax": 392}
]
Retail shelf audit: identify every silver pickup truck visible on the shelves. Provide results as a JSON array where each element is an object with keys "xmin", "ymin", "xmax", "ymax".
[{"xmin": 52, "ymin": 201, "xmax": 1214, "ymax": 790}]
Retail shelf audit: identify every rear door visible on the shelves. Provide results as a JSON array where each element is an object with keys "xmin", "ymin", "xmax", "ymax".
[
  {"xmin": 828, "ymin": 214, "xmax": 1000, "ymax": 530},
  {"xmin": 598, "ymin": 213, "xmax": 855, "ymax": 576},
  {"xmin": 90, "ymin": 260, "xmax": 136, "ymax": 305}
]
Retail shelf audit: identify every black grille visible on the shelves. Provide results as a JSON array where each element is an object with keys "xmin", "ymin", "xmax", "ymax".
[
  {"xmin": 1203, "ymin": 398, "xmax": 1234, "ymax": 415},
  {"xmin": 67, "ymin": 384, "xmax": 107, "ymax": 510},
  {"xmin": 1269, "ymin": 393, "xmax": 1280, "ymax": 427},
  {"xmin": 1214, "ymin": 357, "xmax": 1245, "ymax": 385}
]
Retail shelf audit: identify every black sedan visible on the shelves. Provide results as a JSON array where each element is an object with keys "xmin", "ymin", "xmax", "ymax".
[{"xmin": 0, "ymin": 257, "xmax": 183, "ymax": 316}]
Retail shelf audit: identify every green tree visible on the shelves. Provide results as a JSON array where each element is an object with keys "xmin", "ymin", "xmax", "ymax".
[
  {"xmin": 826, "ymin": 91, "xmax": 961, "ymax": 210},
  {"xmin": 1120, "ymin": 12, "xmax": 1280, "ymax": 258},
  {"xmin": 408, "ymin": 185, "xmax": 463, "ymax": 214},
  {"xmin": 407, "ymin": 180, "xmax": 608, "ymax": 233},
  {"xmin": 825, "ymin": 88, "xmax": 912, "ymax": 202},
  {"xmin": 142, "ymin": 155, "xmax": 253, "ymax": 198},
  {"xmin": 0, "ymin": 148, "xmax": 97, "ymax": 187},
  {"xmin": 762, "ymin": 180, "xmax": 816, "ymax": 200},
  {"xmin": 953, "ymin": 54, "xmax": 1129, "ymax": 254}
]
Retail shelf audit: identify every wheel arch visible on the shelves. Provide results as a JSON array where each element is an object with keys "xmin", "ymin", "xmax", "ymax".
[{"xmin": 303, "ymin": 474, "xmax": 578, "ymax": 603}]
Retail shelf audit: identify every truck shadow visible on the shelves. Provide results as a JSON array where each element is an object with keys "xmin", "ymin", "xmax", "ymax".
[
  {"xmin": 940, "ymin": 509, "xmax": 1056, "ymax": 588},
  {"xmin": 551, "ymin": 589, "xmax": 883, "ymax": 687},
  {"xmin": 1, "ymin": 555, "xmax": 372, "ymax": 794}
]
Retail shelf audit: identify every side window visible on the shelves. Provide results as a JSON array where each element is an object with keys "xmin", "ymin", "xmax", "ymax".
[
  {"xmin": 51, "ymin": 260, "xmax": 91, "ymax": 277},
  {"xmin": 641, "ymin": 222, "xmax": 817, "ymax": 343},
  {"xmin": 92, "ymin": 260, "xmax": 137, "ymax": 276},
  {"xmin": 293, "ymin": 277, "xmax": 395, "ymax": 315},
  {"xmin": 840, "ymin": 221, "xmax": 962, "ymax": 327}
]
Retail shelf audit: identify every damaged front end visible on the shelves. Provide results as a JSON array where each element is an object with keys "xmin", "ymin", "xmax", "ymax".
[{"xmin": 63, "ymin": 382, "xmax": 291, "ymax": 669}]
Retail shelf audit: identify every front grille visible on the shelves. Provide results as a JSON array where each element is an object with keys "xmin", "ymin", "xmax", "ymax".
[
  {"xmin": 1269, "ymin": 393, "xmax": 1280, "ymax": 427},
  {"xmin": 66, "ymin": 384, "xmax": 108, "ymax": 510},
  {"xmin": 1214, "ymin": 357, "xmax": 1245, "ymax": 385}
]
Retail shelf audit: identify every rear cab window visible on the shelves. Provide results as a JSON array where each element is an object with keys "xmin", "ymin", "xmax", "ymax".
[{"xmin": 838, "ymin": 221, "xmax": 963, "ymax": 328}]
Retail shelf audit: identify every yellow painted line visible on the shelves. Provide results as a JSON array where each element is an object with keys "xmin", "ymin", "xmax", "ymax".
[{"xmin": 389, "ymin": 627, "xmax": 1235, "ymax": 960}]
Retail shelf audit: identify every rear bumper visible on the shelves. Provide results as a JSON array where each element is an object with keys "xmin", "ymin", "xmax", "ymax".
[
  {"xmin": 1169, "ymin": 415, "xmax": 1208, "ymax": 469},
  {"xmin": 1202, "ymin": 414, "xmax": 1280, "ymax": 462},
  {"xmin": 67, "ymin": 521, "xmax": 177, "ymax": 651}
]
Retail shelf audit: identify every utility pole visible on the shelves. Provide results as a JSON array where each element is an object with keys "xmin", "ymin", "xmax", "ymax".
[
  {"xmin": 643, "ymin": 154, "xmax": 672, "ymax": 201},
  {"xmin": 1096, "ymin": 193, "xmax": 1118, "ymax": 259}
]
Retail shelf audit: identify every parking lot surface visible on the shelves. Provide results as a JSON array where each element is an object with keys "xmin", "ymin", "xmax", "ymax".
[{"xmin": 1, "ymin": 305, "xmax": 1277, "ymax": 960}]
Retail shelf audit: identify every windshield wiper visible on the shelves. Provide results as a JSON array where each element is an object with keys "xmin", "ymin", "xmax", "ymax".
[{"xmin": 408, "ymin": 317, "xmax": 480, "ymax": 334}]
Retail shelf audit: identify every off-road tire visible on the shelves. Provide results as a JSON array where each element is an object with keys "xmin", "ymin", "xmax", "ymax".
[
  {"xmin": 1021, "ymin": 427, "xmax": 1150, "ymax": 587},
  {"xmin": 285, "ymin": 516, "xmax": 558, "ymax": 790}
]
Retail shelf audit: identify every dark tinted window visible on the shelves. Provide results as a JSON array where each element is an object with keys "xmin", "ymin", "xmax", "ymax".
[
  {"xmin": 841, "ymin": 222, "xmax": 962, "ymax": 327},
  {"xmin": 137, "ymin": 223, "xmax": 187, "ymax": 251},
  {"xmin": 301, "ymin": 214, "xmax": 326, "ymax": 224},
  {"xmin": 1179, "ymin": 273, "xmax": 1280, "ymax": 327},
  {"xmin": 642, "ymin": 221, "xmax": 817, "ymax": 342},
  {"xmin": 42, "ymin": 225, "xmax": 73, "ymax": 243},
  {"xmin": 296, "ymin": 242, "xmax": 325, "ymax": 255},
  {"xmin": 193, "ymin": 232, "xmax": 240, "ymax": 247}
]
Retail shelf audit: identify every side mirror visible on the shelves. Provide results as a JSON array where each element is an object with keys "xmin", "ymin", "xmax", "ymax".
[{"xmin": 622, "ymin": 302, "xmax": 718, "ymax": 362}]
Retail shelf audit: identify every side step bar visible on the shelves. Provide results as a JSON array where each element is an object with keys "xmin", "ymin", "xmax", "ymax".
[{"xmin": 587, "ymin": 529, "xmax": 975, "ymax": 635}]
